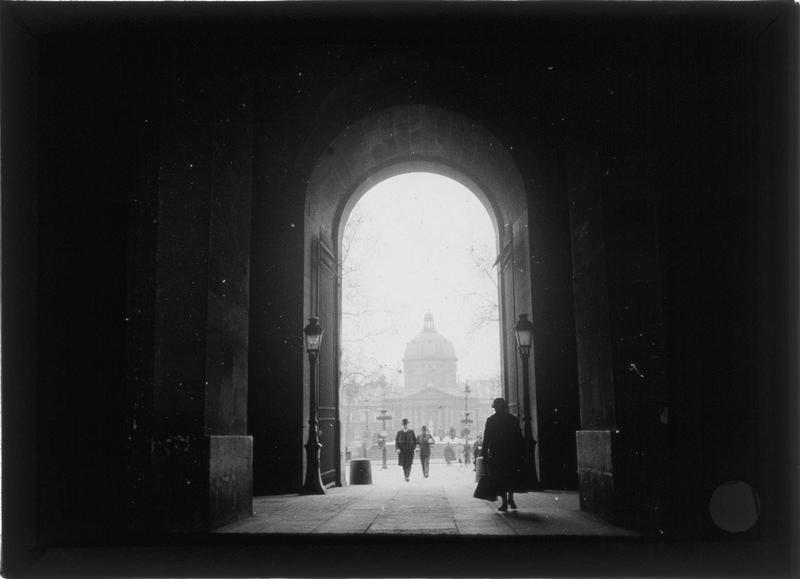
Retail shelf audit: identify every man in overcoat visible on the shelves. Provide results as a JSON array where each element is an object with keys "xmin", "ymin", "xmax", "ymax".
[
  {"xmin": 417, "ymin": 425, "xmax": 435, "ymax": 478},
  {"xmin": 395, "ymin": 418, "xmax": 417, "ymax": 481}
]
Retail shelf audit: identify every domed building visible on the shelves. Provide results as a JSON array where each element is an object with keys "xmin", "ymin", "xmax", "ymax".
[
  {"xmin": 402, "ymin": 313, "xmax": 458, "ymax": 392},
  {"xmin": 382, "ymin": 313, "xmax": 495, "ymax": 443}
]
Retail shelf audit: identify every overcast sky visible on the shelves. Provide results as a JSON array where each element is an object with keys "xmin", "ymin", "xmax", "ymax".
[{"xmin": 341, "ymin": 172, "xmax": 501, "ymax": 386}]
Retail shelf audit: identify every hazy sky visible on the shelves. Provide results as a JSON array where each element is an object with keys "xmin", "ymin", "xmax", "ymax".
[{"xmin": 341, "ymin": 172, "xmax": 501, "ymax": 386}]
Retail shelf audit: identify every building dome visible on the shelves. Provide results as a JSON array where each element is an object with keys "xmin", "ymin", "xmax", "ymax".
[{"xmin": 403, "ymin": 313, "xmax": 457, "ymax": 362}]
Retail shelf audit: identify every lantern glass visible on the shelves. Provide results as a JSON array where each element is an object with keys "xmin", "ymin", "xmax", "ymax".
[
  {"xmin": 513, "ymin": 313, "xmax": 534, "ymax": 350},
  {"xmin": 303, "ymin": 317, "xmax": 324, "ymax": 352}
]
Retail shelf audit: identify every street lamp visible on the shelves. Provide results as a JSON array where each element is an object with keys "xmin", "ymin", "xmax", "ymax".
[
  {"xmin": 377, "ymin": 409, "xmax": 392, "ymax": 469},
  {"xmin": 302, "ymin": 317, "xmax": 325, "ymax": 495},
  {"xmin": 362, "ymin": 402, "xmax": 371, "ymax": 458},
  {"xmin": 462, "ymin": 383, "xmax": 473, "ymax": 445},
  {"xmin": 513, "ymin": 313, "xmax": 542, "ymax": 491}
]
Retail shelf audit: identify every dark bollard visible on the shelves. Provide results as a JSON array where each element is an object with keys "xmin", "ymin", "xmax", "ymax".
[{"xmin": 349, "ymin": 458, "xmax": 373, "ymax": 485}]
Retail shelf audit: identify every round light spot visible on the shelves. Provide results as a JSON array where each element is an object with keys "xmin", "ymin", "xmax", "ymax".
[{"xmin": 709, "ymin": 480, "xmax": 760, "ymax": 533}]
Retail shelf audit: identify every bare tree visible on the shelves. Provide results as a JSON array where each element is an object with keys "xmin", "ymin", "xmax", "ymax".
[
  {"xmin": 340, "ymin": 207, "xmax": 401, "ymax": 407},
  {"xmin": 464, "ymin": 243, "xmax": 500, "ymax": 332}
]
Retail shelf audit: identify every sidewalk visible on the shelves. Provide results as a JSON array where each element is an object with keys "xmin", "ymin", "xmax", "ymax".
[
  {"xmin": 27, "ymin": 462, "xmax": 640, "ymax": 577},
  {"xmin": 217, "ymin": 460, "xmax": 636, "ymax": 536}
]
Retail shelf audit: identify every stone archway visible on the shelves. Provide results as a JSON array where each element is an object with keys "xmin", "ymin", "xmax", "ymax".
[{"xmin": 303, "ymin": 104, "xmax": 537, "ymax": 486}]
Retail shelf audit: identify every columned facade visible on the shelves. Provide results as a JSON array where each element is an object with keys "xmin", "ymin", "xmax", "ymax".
[{"xmin": 383, "ymin": 314, "xmax": 495, "ymax": 440}]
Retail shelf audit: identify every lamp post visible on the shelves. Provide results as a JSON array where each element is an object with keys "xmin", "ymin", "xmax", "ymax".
[
  {"xmin": 362, "ymin": 401, "xmax": 371, "ymax": 458},
  {"xmin": 462, "ymin": 383, "xmax": 473, "ymax": 445},
  {"xmin": 513, "ymin": 313, "xmax": 542, "ymax": 491},
  {"xmin": 461, "ymin": 412, "xmax": 473, "ymax": 445},
  {"xmin": 377, "ymin": 409, "xmax": 392, "ymax": 469},
  {"xmin": 302, "ymin": 317, "xmax": 325, "ymax": 495}
]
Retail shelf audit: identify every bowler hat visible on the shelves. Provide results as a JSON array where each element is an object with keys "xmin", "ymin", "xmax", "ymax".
[
  {"xmin": 401, "ymin": 418, "xmax": 409, "ymax": 425},
  {"xmin": 492, "ymin": 397, "xmax": 507, "ymax": 409}
]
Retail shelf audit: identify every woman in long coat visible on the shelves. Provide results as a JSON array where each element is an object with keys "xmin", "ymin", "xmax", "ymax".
[
  {"xmin": 481, "ymin": 397, "xmax": 525, "ymax": 511},
  {"xmin": 395, "ymin": 418, "xmax": 417, "ymax": 481}
]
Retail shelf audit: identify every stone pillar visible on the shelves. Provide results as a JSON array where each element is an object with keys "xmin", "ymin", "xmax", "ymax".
[
  {"xmin": 569, "ymin": 170, "xmax": 616, "ymax": 522},
  {"xmin": 526, "ymin": 146, "xmax": 581, "ymax": 491},
  {"xmin": 569, "ymin": 146, "xmax": 667, "ymax": 529},
  {"xmin": 141, "ymin": 64, "xmax": 254, "ymax": 533}
]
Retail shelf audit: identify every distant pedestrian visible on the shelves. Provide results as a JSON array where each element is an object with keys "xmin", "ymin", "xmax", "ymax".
[
  {"xmin": 463, "ymin": 442, "xmax": 472, "ymax": 466},
  {"xmin": 481, "ymin": 397, "xmax": 526, "ymax": 511},
  {"xmin": 472, "ymin": 434, "xmax": 483, "ymax": 472},
  {"xmin": 444, "ymin": 442, "xmax": 456, "ymax": 466},
  {"xmin": 418, "ymin": 425, "xmax": 435, "ymax": 477},
  {"xmin": 395, "ymin": 418, "xmax": 417, "ymax": 482}
]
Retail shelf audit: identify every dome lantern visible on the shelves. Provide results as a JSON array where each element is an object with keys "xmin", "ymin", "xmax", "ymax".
[{"xmin": 403, "ymin": 313, "xmax": 457, "ymax": 363}]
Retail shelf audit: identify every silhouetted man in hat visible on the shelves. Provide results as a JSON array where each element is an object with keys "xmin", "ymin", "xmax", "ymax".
[{"xmin": 395, "ymin": 418, "xmax": 417, "ymax": 481}]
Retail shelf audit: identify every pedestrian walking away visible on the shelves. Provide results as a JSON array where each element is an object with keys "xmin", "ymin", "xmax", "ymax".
[
  {"xmin": 472, "ymin": 434, "xmax": 483, "ymax": 473},
  {"xmin": 478, "ymin": 397, "xmax": 527, "ymax": 511},
  {"xmin": 444, "ymin": 441, "xmax": 456, "ymax": 466},
  {"xmin": 418, "ymin": 425, "xmax": 435, "ymax": 477},
  {"xmin": 395, "ymin": 418, "xmax": 417, "ymax": 481}
]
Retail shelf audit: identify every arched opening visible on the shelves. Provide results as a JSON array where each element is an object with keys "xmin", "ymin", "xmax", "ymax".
[
  {"xmin": 302, "ymin": 105, "xmax": 543, "ymax": 489},
  {"xmin": 338, "ymin": 172, "xmax": 502, "ymax": 482}
]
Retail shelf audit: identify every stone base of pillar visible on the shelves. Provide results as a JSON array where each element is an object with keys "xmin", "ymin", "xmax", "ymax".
[
  {"xmin": 577, "ymin": 428, "xmax": 671, "ymax": 533},
  {"xmin": 135, "ymin": 434, "xmax": 253, "ymax": 534},
  {"xmin": 209, "ymin": 435, "xmax": 254, "ymax": 528},
  {"xmin": 576, "ymin": 430, "xmax": 618, "ymax": 523}
]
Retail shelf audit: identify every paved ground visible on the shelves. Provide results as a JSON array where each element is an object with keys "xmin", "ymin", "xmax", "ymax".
[
  {"xmin": 217, "ymin": 459, "xmax": 636, "ymax": 536},
  {"xmin": 30, "ymin": 463, "xmax": 774, "ymax": 577},
  {"xmin": 25, "ymin": 462, "xmax": 780, "ymax": 577}
]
